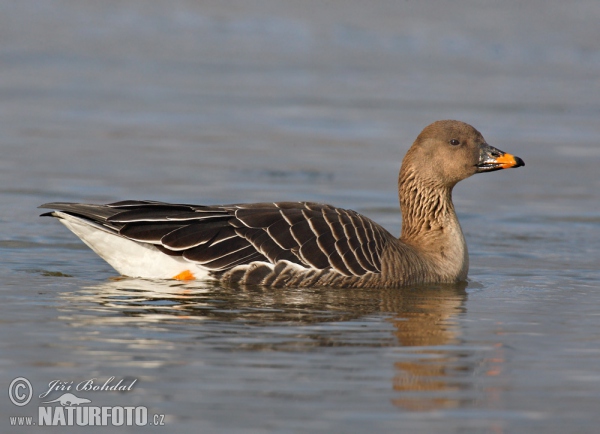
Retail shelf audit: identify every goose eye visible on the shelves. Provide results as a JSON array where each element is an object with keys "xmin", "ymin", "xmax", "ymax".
[{"xmin": 449, "ymin": 139, "xmax": 460, "ymax": 146}]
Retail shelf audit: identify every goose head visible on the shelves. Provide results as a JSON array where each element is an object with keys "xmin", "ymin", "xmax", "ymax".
[{"xmin": 402, "ymin": 120, "xmax": 525, "ymax": 189}]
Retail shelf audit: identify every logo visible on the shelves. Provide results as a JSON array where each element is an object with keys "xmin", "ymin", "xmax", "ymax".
[
  {"xmin": 42, "ymin": 393, "xmax": 91, "ymax": 406},
  {"xmin": 37, "ymin": 377, "xmax": 137, "ymax": 399},
  {"xmin": 9, "ymin": 377, "xmax": 32, "ymax": 407},
  {"xmin": 7, "ymin": 376, "xmax": 166, "ymax": 428}
]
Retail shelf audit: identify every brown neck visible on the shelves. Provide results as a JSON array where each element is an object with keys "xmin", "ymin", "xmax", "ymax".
[
  {"xmin": 399, "ymin": 167, "xmax": 454, "ymax": 241},
  {"xmin": 397, "ymin": 164, "xmax": 468, "ymax": 281}
]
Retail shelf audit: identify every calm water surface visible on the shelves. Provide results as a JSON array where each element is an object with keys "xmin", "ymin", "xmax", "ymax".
[{"xmin": 1, "ymin": 1, "xmax": 600, "ymax": 433}]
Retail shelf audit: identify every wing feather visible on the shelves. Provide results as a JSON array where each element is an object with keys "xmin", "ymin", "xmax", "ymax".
[
  {"xmin": 160, "ymin": 222, "xmax": 229, "ymax": 250},
  {"xmin": 235, "ymin": 208, "xmax": 282, "ymax": 228},
  {"xmin": 298, "ymin": 237, "xmax": 330, "ymax": 269},
  {"xmin": 289, "ymin": 220, "xmax": 313, "ymax": 246},
  {"xmin": 183, "ymin": 236, "xmax": 252, "ymax": 264},
  {"xmin": 119, "ymin": 222, "xmax": 185, "ymax": 243},
  {"xmin": 266, "ymin": 219, "xmax": 297, "ymax": 249}
]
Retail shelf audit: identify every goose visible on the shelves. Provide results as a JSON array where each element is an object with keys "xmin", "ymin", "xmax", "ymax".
[{"xmin": 40, "ymin": 120, "xmax": 524, "ymax": 287}]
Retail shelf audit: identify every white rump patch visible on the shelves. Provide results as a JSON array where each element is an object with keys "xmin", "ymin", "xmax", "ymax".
[{"xmin": 54, "ymin": 212, "xmax": 211, "ymax": 280}]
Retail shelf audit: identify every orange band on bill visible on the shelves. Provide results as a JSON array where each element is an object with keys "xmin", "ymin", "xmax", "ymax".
[{"xmin": 495, "ymin": 153, "xmax": 520, "ymax": 169}]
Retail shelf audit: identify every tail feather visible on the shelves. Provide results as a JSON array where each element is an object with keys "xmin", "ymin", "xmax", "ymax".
[{"xmin": 39, "ymin": 202, "xmax": 124, "ymax": 231}]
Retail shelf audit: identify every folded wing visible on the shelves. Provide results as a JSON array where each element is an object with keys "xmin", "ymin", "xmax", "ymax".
[{"xmin": 41, "ymin": 200, "xmax": 393, "ymax": 276}]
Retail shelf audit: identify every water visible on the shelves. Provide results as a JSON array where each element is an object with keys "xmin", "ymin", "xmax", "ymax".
[{"xmin": 1, "ymin": 1, "xmax": 600, "ymax": 432}]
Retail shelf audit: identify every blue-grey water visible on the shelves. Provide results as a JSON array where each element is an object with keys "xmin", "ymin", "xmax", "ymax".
[{"xmin": 1, "ymin": 1, "xmax": 600, "ymax": 433}]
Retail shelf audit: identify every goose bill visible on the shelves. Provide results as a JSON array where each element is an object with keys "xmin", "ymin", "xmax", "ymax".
[{"xmin": 476, "ymin": 144, "xmax": 525, "ymax": 173}]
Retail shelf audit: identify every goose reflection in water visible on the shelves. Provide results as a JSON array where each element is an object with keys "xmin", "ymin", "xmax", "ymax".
[{"xmin": 59, "ymin": 279, "xmax": 504, "ymax": 412}]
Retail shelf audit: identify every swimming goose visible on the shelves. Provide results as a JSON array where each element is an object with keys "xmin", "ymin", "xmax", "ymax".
[{"xmin": 40, "ymin": 120, "xmax": 524, "ymax": 287}]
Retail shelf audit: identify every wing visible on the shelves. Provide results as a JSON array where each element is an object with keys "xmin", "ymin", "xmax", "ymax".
[
  {"xmin": 41, "ymin": 200, "xmax": 393, "ymax": 276},
  {"xmin": 232, "ymin": 202, "xmax": 390, "ymax": 276}
]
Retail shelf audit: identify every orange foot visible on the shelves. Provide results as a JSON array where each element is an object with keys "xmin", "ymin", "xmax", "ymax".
[{"xmin": 173, "ymin": 270, "xmax": 195, "ymax": 281}]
